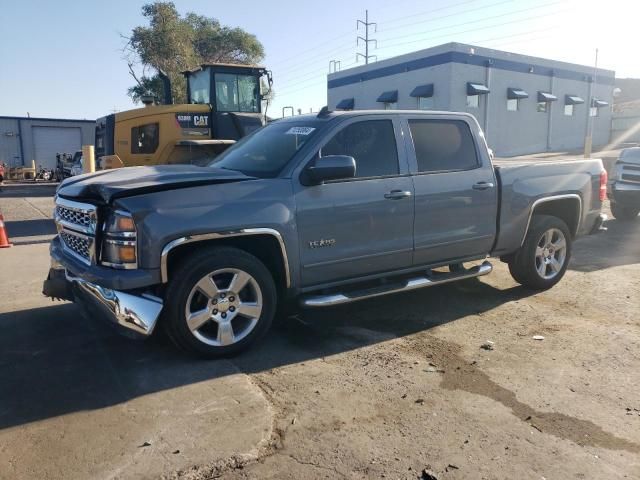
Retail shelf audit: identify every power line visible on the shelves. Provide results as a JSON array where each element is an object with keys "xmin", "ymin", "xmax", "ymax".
[
  {"xmin": 268, "ymin": 0, "xmax": 514, "ymax": 82},
  {"xmin": 268, "ymin": 0, "xmax": 490, "ymax": 74},
  {"xmin": 376, "ymin": 1, "xmax": 561, "ymax": 49},
  {"xmin": 273, "ymin": 3, "xmax": 566, "ymax": 97},
  {"xmin": 276, "ymin": 24, "xmax": 562, "ymax": 99},
  {"xmin": 472, "ymin": 24, "xmax": 562, "ymax": 47},
  {"xmin": 267, "ymin": 30, "xmax": 354, "ymax": 69},
  {"xmin": 376, "ymin": 6, "xmax": 568, "ymax": 52},
  {"xmin": 380, "ymin": 0, "xmax": 513, "ymax": 32}
]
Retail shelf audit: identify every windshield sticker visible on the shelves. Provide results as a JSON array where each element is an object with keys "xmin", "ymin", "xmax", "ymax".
[{"xmin": 285, "ymin": 127, "xmax": 315, "ymax": 136}]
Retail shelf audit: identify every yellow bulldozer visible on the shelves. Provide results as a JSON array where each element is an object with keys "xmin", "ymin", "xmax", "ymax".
[{"xmin": 95, "ymin": 63, "xmax": 272, "ymax": 169}]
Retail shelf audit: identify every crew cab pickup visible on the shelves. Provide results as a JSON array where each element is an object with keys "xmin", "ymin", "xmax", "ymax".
[{"xmin": 44, "ymin": 110, "xmax": 607, "ymax": 357}]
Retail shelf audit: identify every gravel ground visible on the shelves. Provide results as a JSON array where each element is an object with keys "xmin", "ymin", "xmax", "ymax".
[
  {"xmin": 197, "ymin": 202, "xmax": 640, "ymax": 480},
  {"xmin": 0, "ymin": 184, "xmax": 638, "ymax": 480}
]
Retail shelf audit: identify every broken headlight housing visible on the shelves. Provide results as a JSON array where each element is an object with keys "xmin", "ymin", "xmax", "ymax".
[{"xmin": 101, "ymin": 210, "xmax": 137, "ymax": 269}]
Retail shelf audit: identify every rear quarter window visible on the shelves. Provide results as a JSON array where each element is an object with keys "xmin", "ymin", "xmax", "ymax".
[{"xmin": 409, "ymin": 119, "xmax": 479, "ymax": 173}]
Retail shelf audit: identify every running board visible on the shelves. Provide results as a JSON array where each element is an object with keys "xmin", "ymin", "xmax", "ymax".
[{"xmin": 300, "ymin": 261, "xmax": 493, "ymax": 308}]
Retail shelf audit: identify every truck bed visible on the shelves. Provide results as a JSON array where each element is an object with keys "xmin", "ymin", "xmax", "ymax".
[{"xmin": 492, "ymin": 158, "xmax": 604, "ymax": 256}]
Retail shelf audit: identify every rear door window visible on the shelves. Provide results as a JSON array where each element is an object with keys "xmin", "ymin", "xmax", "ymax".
[
  {"xmin": 321, "ymin": 120, "xmax": 399, "ymax": 178},
  {"xmin": 409, "ymin": 119, "xmax": 479, "ymax": 173}
]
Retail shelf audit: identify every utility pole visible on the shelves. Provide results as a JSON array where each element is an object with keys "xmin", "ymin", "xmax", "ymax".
[
  {"xmin": 357, "ymin": 10, "xmax": 377, "ymax": 64},
  {"xmin": 584, "ymin": 48, "xmax": 598, "ymax": 159}
]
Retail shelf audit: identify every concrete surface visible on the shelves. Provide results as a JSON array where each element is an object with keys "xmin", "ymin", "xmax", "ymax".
[
  {"xmin": 0, "ymin": 187, "xmax": 275, "ymax": 479},
  {"xmin": 0, "ymin": 182, "xmax": 57, "ymax": 245},
  {"xmin": 1, "ymin": 184, "xmax": 639, "ymax": 479}
]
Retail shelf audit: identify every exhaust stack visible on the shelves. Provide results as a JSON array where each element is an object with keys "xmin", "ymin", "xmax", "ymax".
[{"xmin": 158, "ymin": 69, "xmax": 173, "ymax": 105}]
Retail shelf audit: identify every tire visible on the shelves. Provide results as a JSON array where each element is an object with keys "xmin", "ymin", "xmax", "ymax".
[
  {"xmin": 508, "ymin": 215, "xmax": 572, "ymax": 290},
  {"xmin": 163, "ymin": 246, "xmax": 277, "ymax": 358},
  {"xmin": 610, "ymin": 202, "xmax": 639, "ymax": 221}
]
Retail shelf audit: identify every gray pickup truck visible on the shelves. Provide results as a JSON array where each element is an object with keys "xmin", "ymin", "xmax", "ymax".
[{"xmin": 44, "ymin": 110, "xmax": 607, "ymax": 357}]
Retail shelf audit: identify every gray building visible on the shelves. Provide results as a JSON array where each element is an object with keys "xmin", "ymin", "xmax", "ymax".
[
  {"xmin": 0, "ymin": 116, "xmax": 95, "ymax": 169},
  {"xmin": 327, "ymin": 43, "xmax": 615, "ymax": 157}
]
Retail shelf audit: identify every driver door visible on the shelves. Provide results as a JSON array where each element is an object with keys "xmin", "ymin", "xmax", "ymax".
[{"xmin": 294, "ymin": 117, "xmax": 415, "ymax": 287}]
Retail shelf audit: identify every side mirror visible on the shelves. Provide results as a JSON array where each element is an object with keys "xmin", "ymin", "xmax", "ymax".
[{"xmin": 306, "ymin": 155, "xmax": 356, "ymax": 184}]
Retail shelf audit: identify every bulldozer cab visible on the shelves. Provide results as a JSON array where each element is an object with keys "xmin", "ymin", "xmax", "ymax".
[
  {"xmin": 184, "ymin": 63, "xmax": 271, "ymax": 141},
  {"xmin": 96, "ymin": 63, "xmax": 272, "ymax": 170}
]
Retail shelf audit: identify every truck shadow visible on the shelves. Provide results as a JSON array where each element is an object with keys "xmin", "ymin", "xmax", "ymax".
[
  {"xmin": 570, "ymin": 218, "xmax": 640, "ymax": 272},
  {"xmin": 5, "ymin": 219, "xmax": 56, "ymax": 237},
  {"xmin": 0, "ymin": 183, "xmax": 58, "ymax": 198},
  {"xmin": 0, "ymin": 279, "xmax": 531, "ymax": 431}
]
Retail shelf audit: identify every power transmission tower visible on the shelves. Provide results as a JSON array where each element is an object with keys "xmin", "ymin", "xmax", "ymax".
[{"xmin": 357, "ymin": 10, "xmax": 377, "ymax": 64}]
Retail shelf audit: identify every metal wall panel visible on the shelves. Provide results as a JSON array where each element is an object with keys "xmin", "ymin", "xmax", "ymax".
[{"xmin": 32, "ymin": 126, "xmax": 82, "ymax": 169}]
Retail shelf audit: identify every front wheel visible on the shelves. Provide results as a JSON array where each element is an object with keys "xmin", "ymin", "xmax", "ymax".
[
  {"xmin": 610, "ymin": 202, "xmax": 639, "ymax": 221},
  {"xmin": 163, "ymin": 246, "xmax": 277, "ymax": 358},
  {"xmin": 508, "ymin": 215, "xmax": 572, "ymax": 290}
]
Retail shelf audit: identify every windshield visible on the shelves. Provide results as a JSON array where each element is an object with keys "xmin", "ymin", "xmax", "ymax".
[
  {"xmin": 188, "ymin": 69, "xmax": 211, "ymax": 104},
  {"xmin": 215, "ymin": 73, "xmax": 259, "ymax": 112},
  {"xmin": 210, "ymin": 121, "xmax": 322, "ymax": 177}
]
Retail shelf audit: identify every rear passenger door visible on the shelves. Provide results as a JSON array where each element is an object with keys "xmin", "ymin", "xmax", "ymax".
[
  {"xmin": 295, "ymin": 117, "xmax": 415, "ymax": 287},
  {"xmin": 404, "ymin": 116, "xmax": 498, "ymax": 266}
]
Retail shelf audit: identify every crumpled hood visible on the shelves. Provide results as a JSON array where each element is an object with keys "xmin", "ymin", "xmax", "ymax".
[{"xmin": 57, "ymin": 165, "xmax": 254, "ymax": 203}]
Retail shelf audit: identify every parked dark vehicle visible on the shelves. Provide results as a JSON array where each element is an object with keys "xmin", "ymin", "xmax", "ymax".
[
  {"xmin": 608, "ymin": 147, "xmax": 640, "ymax": 220},
  {"xmin": 43, "ymin": 110, "xmax": 607, "ymax": 357}
]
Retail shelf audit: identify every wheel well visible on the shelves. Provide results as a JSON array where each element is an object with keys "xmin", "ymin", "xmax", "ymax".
[
  {"xmin": 530, "ymin": 198, "xmax": 580, "ymax": 238},
  {"xmin": 166, "ymin": 235, "xmax": 287, "ymax": 293}
]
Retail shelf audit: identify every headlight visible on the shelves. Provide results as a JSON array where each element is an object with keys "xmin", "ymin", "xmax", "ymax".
[{"xmin": 101, "ymin": 210, "xmax": 137, "ymax": 269}]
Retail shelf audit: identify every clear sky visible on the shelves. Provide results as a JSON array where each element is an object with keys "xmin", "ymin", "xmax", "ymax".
[{"xmin": 0, "ymin": 0, "xmax": 636, "ymax": 120}]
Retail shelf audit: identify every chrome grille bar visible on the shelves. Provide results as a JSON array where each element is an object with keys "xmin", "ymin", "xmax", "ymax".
[{"xmin": 54, "ymin": 197, "xmax": 98, "ymax": 265}]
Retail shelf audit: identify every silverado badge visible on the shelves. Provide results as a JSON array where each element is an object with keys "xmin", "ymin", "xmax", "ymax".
[{"xmin": 309, "ymin": 239, "xmax": 336, "ymax": 249}]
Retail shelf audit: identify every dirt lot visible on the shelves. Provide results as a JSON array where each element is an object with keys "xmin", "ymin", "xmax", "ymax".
[{"xmin": 0, "ymin": 183, "xmax": 639, "ymax": 479}]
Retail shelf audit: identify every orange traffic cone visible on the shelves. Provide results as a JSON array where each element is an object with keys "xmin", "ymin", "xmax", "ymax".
[{"xmin": 0, "ymin": 213, "xmax": 13, "ymax": 248}]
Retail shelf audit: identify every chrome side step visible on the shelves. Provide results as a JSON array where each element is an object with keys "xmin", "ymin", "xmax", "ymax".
[{"xmin": 300, "ymin": 261, "xmax": 493, "ymax": 308}]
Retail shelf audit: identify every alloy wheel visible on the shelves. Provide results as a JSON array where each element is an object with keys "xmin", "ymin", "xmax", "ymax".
[
  {"xmin": 534, "ymin": 228, "xmax": 567, "ymax": 280},
  {"xmin": 184, "ymin": 268, "xmax": 263, "ymax": 346}
]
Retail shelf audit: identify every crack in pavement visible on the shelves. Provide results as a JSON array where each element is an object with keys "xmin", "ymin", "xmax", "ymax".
[
  {"xmin": 404, "ymin": 334, "xmax": 640, "ymax": 454},
  {"xmin": 162, "ymin": 364, "xmax": 281, "ymax": 480},
  {"xmin": 287, "ymin": 454, "xmax": 348, "ymax": 478}
]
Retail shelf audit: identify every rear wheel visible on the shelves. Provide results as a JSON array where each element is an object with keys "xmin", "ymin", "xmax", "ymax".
[
  {"xmin": 163, "ymin": 247, "xmax": 277, "ymax": 358},
  {"xmin": 610, "ymin": 202, "xmax": 639, "ymax": 221},
  {"xmin": 508, "ymin": 215, "xmax": 572, "ymax": 290}
]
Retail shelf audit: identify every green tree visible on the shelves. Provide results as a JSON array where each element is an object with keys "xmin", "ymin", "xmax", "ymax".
[{"xmin": 124, "ymin": 2, "xmax": 265, "ymax": 104}]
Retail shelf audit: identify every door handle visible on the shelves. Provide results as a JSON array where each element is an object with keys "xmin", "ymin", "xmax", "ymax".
[
  {"xmin": 384, "ymin": 190, "xmax": 412, "ymax": 200},
  {"xmin": 472, "ymin": 181, "xmax": 495, "ymax": 190}
]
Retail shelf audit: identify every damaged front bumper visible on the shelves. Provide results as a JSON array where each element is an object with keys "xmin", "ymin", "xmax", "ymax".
[{"xmin": 43, "ymin": 263, "xmax": 163, "ymax": 339}]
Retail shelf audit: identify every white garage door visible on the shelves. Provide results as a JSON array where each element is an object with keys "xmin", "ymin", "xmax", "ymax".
[{"xmin": 32, "ymin": 126, "xmax": 82, "ymax": 169}]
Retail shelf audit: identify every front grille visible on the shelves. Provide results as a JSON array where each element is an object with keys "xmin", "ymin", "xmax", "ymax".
[
  {"xmin": 60, "ymin": 230, "xmax": 93, "ymax": 261},
  {"xmin": 621, "ymin": 173, "xmax": 640, "ymax": 184},
  {"xmin": 56, "ymin": 205, "xmax": 93, "ymax": 229},
  {"xmin": 54, "ymin": 197, "xmax": 98, "ymax": 265}
]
